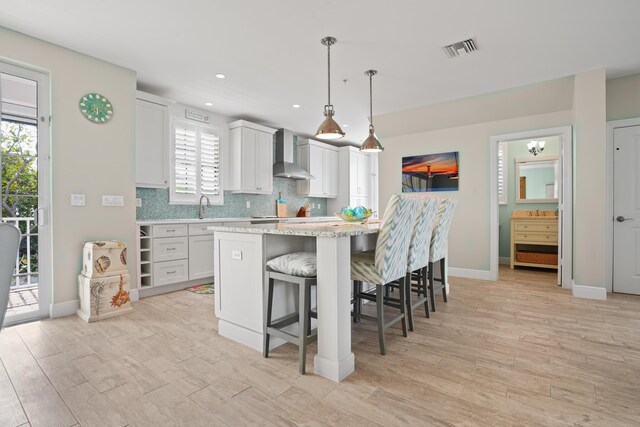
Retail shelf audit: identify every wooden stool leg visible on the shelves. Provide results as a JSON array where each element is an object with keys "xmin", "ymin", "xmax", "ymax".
[
  {"xmin": 376, "ymin": 284, "xmax": 386, "ymax": 355},
  {"xmin": 352, "ymin": 281, "xmax": 359, "ymax": 323},
  {"xmin": 298, "ymin": 281, "xmax": 309, "ymax": 375},
  {"xmin": 422, "ymin": 266, "xmax": 430, "ymax": 318},
  {"xmin": 428, "ymin": 261, "xmax": 436, "ymax": 312},
  {"xmin": 440, "ymin": 258, "xmax": 448, "ymax": 302},
  {"xmin": 405, "ymin": 272, "xmax": 414, "ymax": 331},
  {"xmin": 263, "ymin": 277, "xmax": 274, "ymax": 358},
  {"xmin": 398, "ymin": 277, "xmax": 408, "ymax": 337}
]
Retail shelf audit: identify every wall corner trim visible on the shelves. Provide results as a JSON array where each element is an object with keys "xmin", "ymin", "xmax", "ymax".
[
  {"xmin": 49, "ymin": 299, "xmax": 79, "ymax": 318},
  {"xmin": 572, "ymin": 282, "xmax": 607, "ymax": 300}
]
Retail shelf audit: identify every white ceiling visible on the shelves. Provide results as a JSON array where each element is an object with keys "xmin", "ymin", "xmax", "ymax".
[{"xmin": 1, "ymin": 0, "xmax": 639, "ymax": 144}]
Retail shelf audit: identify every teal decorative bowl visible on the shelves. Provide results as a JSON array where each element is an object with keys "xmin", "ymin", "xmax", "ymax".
[{"xmin": 335, "ymin": 206, "xmax": 373, "ymax": 222}]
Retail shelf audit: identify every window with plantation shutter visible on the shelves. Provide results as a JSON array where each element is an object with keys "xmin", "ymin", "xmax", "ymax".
[
  {"xmin": 170, "ymin": 120, "xmax": 223, "ymax": 205},
  {"xmin": 498, "ymin": 141, "xmax": 507, "ymax": 205}
]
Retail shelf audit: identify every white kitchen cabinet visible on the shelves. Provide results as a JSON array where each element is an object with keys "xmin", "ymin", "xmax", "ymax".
[
  {"xmin": 350, "ymin": 151, "xmax": 371, "ymax": 197},
  {"xmin": 296, "ymin": 139, "xmax": 339, "ymax": 198},
  {"xmin": 189, "ymin": 235, "xmax": 215, "ymax": 280},
  {"xmin": 228, "ymin": 120, "xmax": 277, "ymax": 194},
  {"xmin": 328, "ymin": 146, "xmax": 379, "ymax": 216},
  {"xmin": 135, "ymin": 91, "xmax": 174, "ymax": 188}
]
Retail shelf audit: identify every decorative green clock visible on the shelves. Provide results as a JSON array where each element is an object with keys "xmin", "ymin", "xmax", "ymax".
[{"xmin": 79, "ymin": 93, "xmax": 113, "ymax": 124}]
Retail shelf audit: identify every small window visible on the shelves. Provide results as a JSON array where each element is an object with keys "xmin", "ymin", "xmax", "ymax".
[
  {"xmin": 170, "ymin": 120, "xmax": 222, "ymax": 205},
  {"xmin": 498, "ymin": 141, "xmax": 507, "ymax": 205}
]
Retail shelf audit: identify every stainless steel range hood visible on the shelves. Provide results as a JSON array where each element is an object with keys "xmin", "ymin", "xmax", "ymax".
[{"xmin": 273, "ymin": 129, "xmax": 313, "ymax": 180}]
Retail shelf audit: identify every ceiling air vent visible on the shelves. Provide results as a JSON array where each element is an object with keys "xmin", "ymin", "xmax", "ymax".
[{"xmin": 442, "ymin": 38, "xmax": 477, "ymax": 58}]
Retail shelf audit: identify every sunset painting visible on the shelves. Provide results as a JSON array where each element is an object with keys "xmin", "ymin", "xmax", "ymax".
[{"xmin": 402, "ymin": 151, "xmax": 459, "ymax": 192}]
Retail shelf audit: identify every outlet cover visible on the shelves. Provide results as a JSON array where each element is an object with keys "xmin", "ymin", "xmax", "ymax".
[
  {"xmin": 136, "ymin": 198, "xmax": 142, "ymax": 207},
  {"xmin": 102, "ymin": 195, "xmax": 124, "ymax": 207},
  {"xmin": 246, "ymin": 201, "xmax": 250, "ymax": 209},
  {"xmin": 71, "ymin": 193, "xmax": 85, "ymax": 206},
  {"xmin": 231, "ymin": 250, "xmax": 242, "ymax": 260}
]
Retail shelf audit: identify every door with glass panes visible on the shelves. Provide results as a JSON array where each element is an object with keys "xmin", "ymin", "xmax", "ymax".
[{"xmin": 1, "ymin": 61, "xmax": 50, "ymax": 324}]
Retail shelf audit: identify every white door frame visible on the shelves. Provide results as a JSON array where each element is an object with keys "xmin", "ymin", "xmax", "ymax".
[
  {"xmin": 489, "ymin": 126, "xmax": 573, "ymax": 288},
  {"xmin": 0, "ymin": 60, "xmax": 52, "ymax": 325},
  {"xmin": 605, "ymin": 117, "xmax": 640, "ymax": 293}
]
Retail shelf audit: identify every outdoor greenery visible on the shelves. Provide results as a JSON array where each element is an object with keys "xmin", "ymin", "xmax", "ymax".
[{"xmin": 1, "ymin": 120, "xmax": 39, "ymax": 282}]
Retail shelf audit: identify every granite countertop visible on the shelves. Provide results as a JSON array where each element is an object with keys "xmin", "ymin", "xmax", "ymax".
[
  {"xmin": 208, "ymin": 221, "xmax": 381, "ymax": 238},
  {"xmin": 136, "ymin": 216, "xmax": 337, "ymax": 225}
]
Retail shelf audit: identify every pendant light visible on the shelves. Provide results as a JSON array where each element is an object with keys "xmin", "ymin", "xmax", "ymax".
[
  {"xmin": 315, "ymin": 36, "xmax": 345, "ymax": 140},
  {"xmin": 360, "ymin": 70, "xmax": 384, "ymax": 152}
]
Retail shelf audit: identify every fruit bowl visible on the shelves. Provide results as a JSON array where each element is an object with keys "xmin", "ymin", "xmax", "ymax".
[{"xmin": 335, "ymin": 206, "xmax": 373, "ymax": 222}]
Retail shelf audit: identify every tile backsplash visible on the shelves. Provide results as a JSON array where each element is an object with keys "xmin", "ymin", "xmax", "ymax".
[{"xmin": 136, "ymin": 178, "xmax": 328, "ymax": 220}]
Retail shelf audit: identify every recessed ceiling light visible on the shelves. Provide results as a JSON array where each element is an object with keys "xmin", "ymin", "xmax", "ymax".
[
  {"xmin": 292, "ymin": 104, "xmax": 300, "ymax": 108},
  {"xmin": 343, "ymin": 124, "xmax": 349, "ymax": 128},
  {"xmin": 215, "ymin": 73, "xmax": 226, "ymax": 79},
  {"xmin": 205, "ymin": 102, "xmax": 213, "ymax": 106}
]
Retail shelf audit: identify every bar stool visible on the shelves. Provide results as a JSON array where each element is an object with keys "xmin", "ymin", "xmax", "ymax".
[
  {"xmin": 401, "ymin": 196, "xmax": 440, "ymax": 330},
  {"xmin": 351, "ymin": 193, "xmax": 418, "ymax": 355},
  {"xmin": 263, "ymin": 252, "xmax": 317, "ymax": 375},
  {"xmin": 427, "ymin": 198, "xmax": 457, "ymax": 311}
]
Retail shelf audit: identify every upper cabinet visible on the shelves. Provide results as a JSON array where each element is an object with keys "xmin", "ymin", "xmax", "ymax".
[
  {"xmin": 297, "ymin": 139, "xmax": 339, "ymax": 198},
  {"xmin": 327, "ymin": 147, "xmax": 379, "ymax": 216},
  {"xmin": 228, "ymin": 120, "xmax": 277, "ymax": 194},
  {"xmin": 135, "ymin": 91, "xmax": 174, "ymax": 188}
]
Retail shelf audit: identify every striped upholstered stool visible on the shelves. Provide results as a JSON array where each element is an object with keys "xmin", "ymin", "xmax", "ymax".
[
  {"xmin": 263, "ymin": 252, "xmax": 317, "ymax": 375},
  {"xmin": 351, "ymin": 193, "xmax": 418, "ymax": 355},
  {"xmin": 427, "ymin": 198, "xmax": 457, "ymax": 311},
  {"xmin": 402, "ymin": 196, "xmax": 440, "ymax": 330}
]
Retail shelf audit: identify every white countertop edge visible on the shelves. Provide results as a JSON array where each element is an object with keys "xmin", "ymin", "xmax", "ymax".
[
  {"xmin": 136, "ymin": 216, "xmax": 337, "ymax": 226},
  {"xmin": 209, "ymin": 223, "xmax": 380, "ymax": 238}
]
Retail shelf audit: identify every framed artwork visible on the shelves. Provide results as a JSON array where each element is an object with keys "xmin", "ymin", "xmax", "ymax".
[{"xmin": 402, "ymin": 151, "xmax": 459, "ymax": 192}]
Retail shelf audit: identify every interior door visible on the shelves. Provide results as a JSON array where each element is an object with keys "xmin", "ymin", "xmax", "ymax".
[
  {"xmin": 0, "ymin": 62, "xmax": 51, "ymax": 324},
  {"xmin": 613, "ymin": 125, "xmax": 640, "ymax": 294}
]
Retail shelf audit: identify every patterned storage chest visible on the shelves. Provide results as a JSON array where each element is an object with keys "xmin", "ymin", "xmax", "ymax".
[{"xmin": 77, "ymin": 241, "xmax": 132, "ymax": 322}]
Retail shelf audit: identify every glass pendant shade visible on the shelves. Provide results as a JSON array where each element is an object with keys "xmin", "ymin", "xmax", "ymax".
[{"xmin": 316, "ymin": 107, "xmax": 345, "ymax": 140}]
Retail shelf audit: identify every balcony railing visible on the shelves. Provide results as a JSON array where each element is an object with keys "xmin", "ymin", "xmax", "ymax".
[{"xmin": 2, "ymin": 216, "xmax": 38, "ymax": 288}]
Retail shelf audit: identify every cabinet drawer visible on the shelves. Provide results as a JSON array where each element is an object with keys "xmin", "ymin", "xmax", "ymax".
[
  {"xmin": 153, "ymin": 236, "xmax": 189, "ymax": 262},
  {"xmin": 153, "ymin": 259, "xmax": 189, "ymax": 286},
  {"xmin": 153, "ymin": 224, "xmax": 188, "ymax": 238},
  {"xmin": 189, "ymin": 222, "xmax": 220, "ymax": 236},
  {"xmin": 514, "ymin": 231, "xmax": 558, "ymax": 244},
  {"xmin": 514, "ymin": 221, "xmax": 558, "ymax": 233}
]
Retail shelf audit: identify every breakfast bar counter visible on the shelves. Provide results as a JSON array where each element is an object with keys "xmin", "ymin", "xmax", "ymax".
[{"xmin": 210, "ymin": 221, "xmax": 379, "ymax": 382}]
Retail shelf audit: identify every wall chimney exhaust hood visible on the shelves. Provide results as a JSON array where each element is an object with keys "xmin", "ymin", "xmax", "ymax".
[{"xmin": 273, "ymin": 129, "xmax": 313, "ymax": 180}]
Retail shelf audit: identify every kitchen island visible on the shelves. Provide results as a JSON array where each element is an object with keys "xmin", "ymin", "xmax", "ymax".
[{"xmin": 210, "ymin": 221, "xmax": 379, "ymax": 382}]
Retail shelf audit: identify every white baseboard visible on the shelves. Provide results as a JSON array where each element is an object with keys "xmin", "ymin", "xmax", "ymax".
[
  {"xmin": 129, "ymin": 289, "xmax": 139, "ymax": 302},
  {"xmin": 448, "ymin": 267, "xmax": 494, "ymax": 281},
  {"xmin": 572, "ymin": 282, "xmax": 607, "ymax": 300},
  {"xmin": 499, "ymin": 257, "xmax": 510, "ymax": 265},
  {"xmin": 49, "ymin": 299, "xmax": 79, "ymax": 318}
]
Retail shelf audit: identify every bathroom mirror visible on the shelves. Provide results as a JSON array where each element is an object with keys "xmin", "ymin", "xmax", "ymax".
[{"xmin": 515, "ymin": 156, "xmax": 559, "ymax": 203}]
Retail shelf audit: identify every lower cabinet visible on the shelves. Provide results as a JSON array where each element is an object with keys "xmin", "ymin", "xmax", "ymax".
[
  {"xmin": 153, "ymin": 259, "xmax": 189, "ymax": 287},
  {"xmin": 189, "ymin": 235, "xmax": 215, "ymax": 280},
  {"xmin": 137, "ymin": 221, "xmax": 222, "ymax": 292}
]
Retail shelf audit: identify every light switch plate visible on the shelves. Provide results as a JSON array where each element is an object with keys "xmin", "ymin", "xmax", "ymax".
[
  {"xmin": 136, "ymin": 198, "xmax": 142, "ymax": 207},
  {"xmin": 246, "ymin": 201, "xmax": 250, "ymax": 209},
  {"xmin": 102, "ymin": 195, "xmax": 124, "ymax": 207},
  {"xmin": 231, "ymin": 250, "xmax": 242, "ymax": 260},
  {"xmin": 71, "ymin": 193, "xmax": 85, "ymax": 206}
]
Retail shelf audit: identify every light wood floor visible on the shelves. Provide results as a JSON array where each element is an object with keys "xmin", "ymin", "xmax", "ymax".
[{"xmin": 2, "ymin": 266, "xmax": 640, "ymax": 426}]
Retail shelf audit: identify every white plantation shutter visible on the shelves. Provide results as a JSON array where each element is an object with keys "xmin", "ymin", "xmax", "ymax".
[
  {"xmin": 498, "ymin": 141, "xmax": 507, "ymax": 205},
  {"xmin": 199, "ymin": 129, "xmax": 220, "ymax": 196},
  {"xmin": 170, "ymin": 120, "xmax": 223, "ymax": 204}
]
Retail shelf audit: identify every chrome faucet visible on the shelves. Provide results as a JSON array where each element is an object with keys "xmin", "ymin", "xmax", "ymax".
[{"xmin": 198, "ymin": 195, "xmax": 211, "ymax": 219}]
